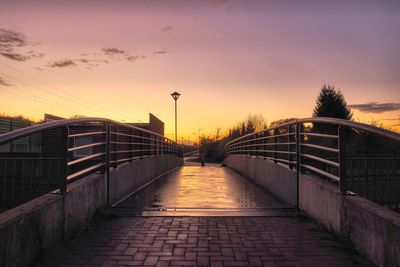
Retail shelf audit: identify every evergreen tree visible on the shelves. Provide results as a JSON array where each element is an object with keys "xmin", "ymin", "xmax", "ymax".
[
  {"xmin": 313, "ymin": 84, "xmax": 353, "ymax": 120},
  {"xmin": 240, "ymin": 122, "xmax": 246, "ymax": 135}
]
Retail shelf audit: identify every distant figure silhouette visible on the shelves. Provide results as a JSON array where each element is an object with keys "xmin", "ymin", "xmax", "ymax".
[{"xmin": 199, "ymin": 150, "xmax": 205, "ymax": 166}]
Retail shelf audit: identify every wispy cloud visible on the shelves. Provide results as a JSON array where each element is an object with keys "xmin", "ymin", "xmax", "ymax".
[
  {"xmin": 126, "ymin": 55, "xmax": 145, "ymax": 62},
  {"xmin": 49, "ymin": 59, "xmax": 76, "ymax": 68},
  {"xmin": 0, "ymin": 28, "xmax": 43, "ymax": 61},
  {"xmin": 0, "ymin": 28, "xmax": 26, "ymax": 47},
  {"xmin": 161, "ymin": 26, "xmax": 174, "ymax": 32},
  {"xmin": 103, "ymin": 47, "xmax": 145, "ymax": 63},
  {"xmin": 349, "ymin": 102, "xmax": 400, "ymax": 113},
  {"xmin": 46, "ymin": 47, "xmax": 146, "ymax": 70},
  {"xmin": 103, "ymin": 47, "xmax": 127, "ymax": 56},
  {"xmin": 1, "ymin": 52, "xmax": 29, "ymax": 61},
  {"xmin": 0, "ymin": 76, "xmax": 11, "ymax": 86},
  {"xmin": 212, "ymin": 0, "xmax": 234, "ymax": 7},
  {"xmin": 153, "ymin": 50, "xmax": 168, "ymax": 55}
]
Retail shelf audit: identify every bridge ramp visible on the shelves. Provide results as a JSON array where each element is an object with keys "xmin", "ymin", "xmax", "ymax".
[{"xmin": 113, "ymin": 165, "xmax": 293, "ymax": 216}]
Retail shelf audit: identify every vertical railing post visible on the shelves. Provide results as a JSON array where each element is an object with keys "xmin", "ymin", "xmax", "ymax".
[
  {"xmin": 339, "ymin": 126, "xmax": 347, "ymax": 194},
  {"xmin": 104, "ymin": 122, "xmax": 110, "ymax": 207},
  {"xmin": 160, "ymin": 136, "xmax": 163, "ymax": 155},
  {"xmin": 288, "ymin": 125, "xmax": 292, "ymax": 169},
  {"xmin": 129, "ymin": 128, "xmax": 133, "ymax": 162},
  {"xmin": 59, "ymin": 126, "xmax": 68, "ymax": 195},
  {"xmin": 295, "ymin": 123, "xmax": 301, "ymax": 208},
  {"xmin": 273, "ymin": 130, "xmax": 277, "ymax": 163},
  {"xmin": 140, "ymin": 131, "xmax": 144, "ymax": 159},
  {"xmin": 152, "ymin": 133, "xmax": 155, "ymax": 156},
  {"xmin": 115, "ymin": 126, "xmax": 119, "ymax": 168}
]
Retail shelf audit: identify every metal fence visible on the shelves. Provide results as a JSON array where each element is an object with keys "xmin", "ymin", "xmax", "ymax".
[
  {"xmin": 224, "ymin": 117, "xmax": 400, "ymax": 210},
  {"xmin": 0, "ymin": 118, "xmax": 181, "ymax": 212}
]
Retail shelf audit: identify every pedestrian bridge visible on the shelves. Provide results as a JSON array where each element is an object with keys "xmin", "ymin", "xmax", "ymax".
[{"xmin": 0, "ymin": 117, "xmax": 399, "ymax": 267}]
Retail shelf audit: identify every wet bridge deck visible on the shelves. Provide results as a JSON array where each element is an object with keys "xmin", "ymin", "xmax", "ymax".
[
  {"xmin": 38, "ymin": 166, "xmax": 374, "ymax": 267},
  {"xmin": 113, "ymin": 165, "xmax": 292, "ymax": 216}
]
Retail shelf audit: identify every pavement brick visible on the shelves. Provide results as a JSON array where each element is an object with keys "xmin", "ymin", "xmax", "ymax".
[
  {"xmin": 36, "ymin": 216, "xmax": 375, "ymax": 267},
  {"xmin": 143, "ymin": 256, "xmax": 159, "ymax": 265}
]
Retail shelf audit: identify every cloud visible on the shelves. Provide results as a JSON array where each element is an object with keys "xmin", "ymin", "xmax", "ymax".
[
  {"xmin": 212, "ymin": 0, "xmax": 234, "ymax": 7},
  {"xmin": 49, "ymin": 59, "xmax": 76, "ymax": 68},
  {"xmin": 0, "ymin": 52, "xmax": 29, "ymax": 61},
  {"xmin": 0, "ymin": 76, "xmax": 11, "ymax": 86},
  {"xmin": 126, "ymin": 55, "xmax": 145, "ymax": 62},
  {"xmin": 349, "ymin": 102, "xmax": 400, "ymax": 113},
  {"xmin": 0, "ymin": 28, "xmax": 26, "ymax": 48},
  {"xmin": 102, "ymin": 47, "xmax": 145, "ymax": 63},
  {"xmin": 153, "ymin": 50, "xmax": 168, "ymax": 55},
  {"xmin": 45, "ymin": 47, "xmax": 146, "ymax": 70},
  {"xmin": 161, "ymin": 26, "xmax": 174, "ymax": 32},
  {"xmin": 0, "ymin": 28, "xmax": 43, "ymax": 61},
  {"xmin": 103, "ymin": 47, "xmax": 127, "ymax": 56}
]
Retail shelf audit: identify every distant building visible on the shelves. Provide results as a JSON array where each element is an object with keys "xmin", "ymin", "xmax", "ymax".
[
  {"xmin": 0, "ymin": 116, "xmax": 40, "ymax": 153},
  {"xmin": 126, "ymin": 113, "xmax": 165, "ymax": 136},
  {"xmin": 44, "ymin": 113, "xmax": 65, "ymax": 122}
]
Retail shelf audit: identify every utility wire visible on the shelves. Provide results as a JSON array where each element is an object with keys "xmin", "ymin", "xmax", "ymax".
[
  {"xmin": 0, "ymin": 69, "xmax": 125, "ymax": 120},
  {"xmin": 0, "ymin": 71, "xmax": 109, "ymax": 118},
  {"xmin": 0, "ymin": 61, "xmax": 137, "ymax": 121},
  {"xmin": 0, "ymin": 87, "xmax": 86, "ymax": 115}
]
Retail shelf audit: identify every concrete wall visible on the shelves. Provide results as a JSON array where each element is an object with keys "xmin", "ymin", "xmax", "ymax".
[
  {"xmin": 343, "ymin": 195, "xmax": 400, "ymax": 267},
  {"xmin": 224, "ymin": 155, "xmax": 297, "ymax": 206},
  {"xmin": 109, "ymin": 155, "xmax": 182, "ymax": 205},
  {"xmin": 299, "ymin": 173, "xmax": 400, "ymax": 267},
  {"xmin": 0, "ymin": 155, "xmax": 182, "ymax": 267},
  {"xmin": 225, "ymin": 154, "xmax": 400, "ymax": 267},
  {"xmin": 299, "ymin": 173, "xmax": 342, "ymax": 233}
]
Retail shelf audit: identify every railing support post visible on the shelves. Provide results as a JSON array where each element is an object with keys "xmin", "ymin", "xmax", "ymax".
[
  {"xmin": 105, "ymin": 122, "xmax": 111, "ymax": 207},
  {"xmin": 295, "ymin": 123, "xmax": 301, "ymax": 208},
  {"xmin": 113, "ymin": 125, "xmax": 118, "ymax": 169},
  {"xmin": 129, "ymin": 128, "xmax": 133, "ymax": 162},
  {"xmin": 288, "ymin": 125, "xmax": 293, "ymax": 169},
  {"xmin": 59, "ymin": 126, "xmax": 68, "ymax": 195},
  {"xmin": 339, "ymin": 126, "xmax": 347, "ymax": 194},
  {"xmin": 140, "ymin": 131, "xmax": 144, "ymax": 159},
  {"xmin": 273, "ymin": 132, "xmax": 277, "ymax": 163}
]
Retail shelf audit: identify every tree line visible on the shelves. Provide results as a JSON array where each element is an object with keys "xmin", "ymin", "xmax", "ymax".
[{"xmin": 199, "ymin": 84, "xmax": 354, "ymax": 163}]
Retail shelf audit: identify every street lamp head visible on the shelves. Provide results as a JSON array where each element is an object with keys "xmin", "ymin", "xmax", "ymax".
[{"xmin": 170, "ymin": 91, "xmax": 181, "ymax": 101}]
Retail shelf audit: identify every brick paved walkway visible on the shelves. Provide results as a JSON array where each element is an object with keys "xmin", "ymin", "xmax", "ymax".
[{"xmin": 37, "ymin": 216, "xmax": 374, "ymax": 267}]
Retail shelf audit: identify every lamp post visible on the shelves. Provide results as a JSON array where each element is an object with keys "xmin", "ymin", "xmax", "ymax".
[{"xmin": 170, "ymin": 91, "xmax": 181, "ymax": 143}]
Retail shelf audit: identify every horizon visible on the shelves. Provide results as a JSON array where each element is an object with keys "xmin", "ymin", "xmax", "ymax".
[{"xmin": 1, "ymin": 0, "xmax": 399, "ymax": 138}]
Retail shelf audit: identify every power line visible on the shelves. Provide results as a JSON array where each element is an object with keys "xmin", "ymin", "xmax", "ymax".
[
  {"xmin": 0, "ymin": 69, "xmax": 125, "ymax": 120},
  {"xmin": 0, "ymin": 71, "xmax": 105, "ymax": 116},
  {"xmin": 0, "ymin": 62, "xmax": 138, "ymax": 121},
  {"xmin": 0, "ymin": 87, "xmax": 84, "ymax": 115}
]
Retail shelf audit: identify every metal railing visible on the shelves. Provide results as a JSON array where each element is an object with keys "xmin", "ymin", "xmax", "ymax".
[
  {"xmin": 224, "ymin": 117, "xmax": 400, "ymax": 210},
  {"xmin": 0, "ymin": 117, "xmax": 181, "ymax": 212}
]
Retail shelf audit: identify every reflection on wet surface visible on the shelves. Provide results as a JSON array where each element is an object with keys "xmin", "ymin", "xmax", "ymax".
[{"xmin": 114, "ymin": 166, "xmax": 291, "ymax": 216}]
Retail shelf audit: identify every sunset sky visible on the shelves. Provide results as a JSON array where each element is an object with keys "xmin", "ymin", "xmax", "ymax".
[{"xmin": 1, "ymin": 0, "xmax": 399, "ymax": 140}]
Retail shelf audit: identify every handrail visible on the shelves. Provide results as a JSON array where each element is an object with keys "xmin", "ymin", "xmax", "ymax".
[
  {"xmin": 0, "ymin": 116, "xmax": 182, "ymax": 212},
  {"xmin": 225, "ymin": 117, "xmax": 400, "ymax": 147},
  {"xmin": 224, "ymin": 116, "xmax": 400, "ymax": 206},
  {"xmin": 0, "ymin": 117, "xmax": 175, "ymax": 145}
]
